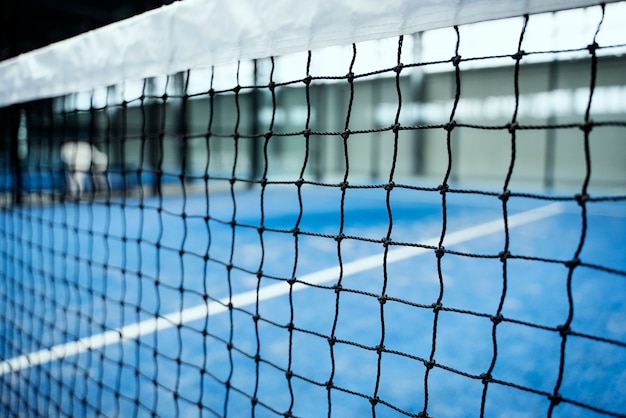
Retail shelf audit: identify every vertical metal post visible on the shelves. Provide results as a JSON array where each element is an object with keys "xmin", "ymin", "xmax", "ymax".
[
  {"xmin": 146, "ymin": 77, "xmax": 162, "ymax": 197},
  {"xmin": 370, "ymin": 79, "xmax": 381, "ymax": 179},
  {"xmin": 174, "ymin": 71, "xmax": 188, "ymax": 187},
  {"xmin": 249, "ymin": 60, "xmax": 262, "ymax": 186},
  {"xmin": 312, "ymin": 84, "xmax": 325, "ymax": 181},
  {"xmin": 411, "ymin": 32, "xmax": 426, "ymax": 176},
  {"xmin": 544, "ymin": 60, "xmax": 559, "ymax": 190},
  {"xmin": 106, "ymin": 85, "xmax": 123, "ymax": 192}
]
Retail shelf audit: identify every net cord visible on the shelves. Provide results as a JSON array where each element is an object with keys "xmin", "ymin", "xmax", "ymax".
[{"xmin": 0, "ymin": 0, "xmax": 619, "ymax": 108}]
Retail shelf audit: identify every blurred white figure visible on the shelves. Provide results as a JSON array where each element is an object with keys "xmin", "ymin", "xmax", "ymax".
[{"xmin": 60, "ymin": 141, "xmax": 108, "ymax": 197}]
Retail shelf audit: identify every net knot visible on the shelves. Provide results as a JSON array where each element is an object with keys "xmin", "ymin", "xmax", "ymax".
[
  {"xmin": 498, "ymin": 251, "xmax": 510, "ymax": 262},
  {"xmin": 479, "ymin": 373, "xmax": 492, "ymax": 384},
  {"xmin": 264, "ymin": 131, "xmax": 273, "ymax": 140},
  {"xmin": 382, "ymin": 237, "xmax": 392, "ymax": 247},
  {"xmin": 565, "ymin": 258, "xmax": 580, "ymax": 268},
  {"xmin": 260, "ymin": 177, "xmax": 268, "ymax": 187},
  {"xmin": 226, "ymin": 263, "xmax": 233, "ymax": 272},
  {"xmin": 325, "ymin": 380, "xmax": 334, "ymax": 389},
  {"xmin": 557, "ymin": 324, "xmax": 571, "ymax": 336},
  {"xmin": 499, "ymin": 189, "xmax": 511, "ymax": 201},
  {"xmin": 575, "ymin": 193, "xmax": 589, "ymax": 205},
  {"xmin": 287, "ymin": 277, "xmax": 297, "ymax": 286},
  {"xmin": 443, "ymin": 121, "xmax": 456, "ymax": 132},
  {"xmin": 506, "ymin": 122, "xmax": 519, "ymax": 134},
  {"xmin": 233, "ymin": 85, "xmax": 241, "ymax": 93},
  {"xmin": 295, "ymin": 177, "xmax": 305, "ymax": 187},
  {"xmin": 435, "ymin": 247, "xmax": 445, "ymax": 259},
  {"xmin": 384, "ymin": 181, "xmax": 395, "ymax": 191},
  {"xmin": 369, "ymin": 396, "xmax": 380, "ymax": 406},
  {"xmin": 256, "ymin": 269, "xmax": 263, "ymax": 278},
  {"xmin": 587, "ymin": 42, "xmax": 599, "ymax": 54},
  {"xmin": 425, "ymin": 359, "xmax": 436, "ymax": 370},
  {"xmin": 346, "ymin": 72, "xmax": 355, "ymax": 82},
  {"xmin": 490, "ymin": 314, "xmax": 504, "ymax": 324},
  {"xmin": 229, "ymin": 177, "xmax": 237, "ymax": 185},
  {"xmin": 287, "ymin": 322, "xmax": 295, "ymax": 331},
  {"xmin": 254, "ymin": 354, "xmax": 261, "ymax": 363},
  {"xmin": 335, "ymin": 233, "xmax": 345, "ymax": 242},
  {"xmin": 375, "ymin": 344, "xmax": 385, "ymax": 354},
  {"xmin": 579, "ymin": 120, "xmax": 593, "ymax": 133},
  {"xmin": 341, "ymin": 129, "xmax": 351, "ymax": 140},
  {"xmin": 394, "ymin": 63, "xmax": 404, "ymax": 74},
  {"xmin": 257, "ymin": 225, "xmax": 265, "ymax": 234},
  {"xmin": 303, "ymin": 75, "xmax": 312, "ymax": 86},
  {"xmin": 209, "ymin": 88, "xmax": 216, "ymax": 97},
  {"xmin": 332, "ymin": 283, "xmax": 343, "ymax": 293},
  {"xmin": 285, "ymin": 370, "xmax": 293, "ymax": 380},
  {"xmin": 327, "ymin": 337, "xmax": 337, "ymax": 347},
  {"xmin": 252, "ymin": 314, "xmax": 260, "ymax": 323},
  {"xmin": 511, "ymin": 50, "xmax": 526, "ymax": 61},
  {"xmin": 432, "ymin": 302, "xmax": 443, "ymax": 312},
  {"xmin": 291, "ymin": 227, "xmax": 300, "ymax": 236},
  {"xmin": 251, "ymin": 397, "xmax": 258, "ymax": 405},
  {"xmin": 268, "ymin": 81, "xmax": 276, "ymax": 91},
  {"xmin": 378, "ymin": 294, "xmax": 388, "ymax": 304},
  {"xmin": 451, "ymin": 55, "xmax": 462, "ymax": 66},
  {"xmin": 303, "ymin": 129, "xmax": 311, "ymax": 138},
  {"xmin": 549, "ymin": 393, "xmax": 562, "ymax": 405},
  {"xmin": 340, "ymin": 181, "xmax": 349, "ymax": 191},
  {"xmin": 392, "ymin": 123, "xmax": 401, "ymax": 133},
  {"xmin": 437, "ymin": 184, "xmax": 449, "ymax": 193}
]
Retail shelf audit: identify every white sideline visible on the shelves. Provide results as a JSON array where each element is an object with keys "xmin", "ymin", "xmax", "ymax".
[{"xmin": 0, "ymin": 203, "xmax": 563, "ymax": 376}]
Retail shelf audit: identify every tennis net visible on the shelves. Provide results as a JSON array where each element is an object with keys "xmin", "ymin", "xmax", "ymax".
[{"xmin": 1, "ymin": 1, "xmax": 626, "ymax": 417}]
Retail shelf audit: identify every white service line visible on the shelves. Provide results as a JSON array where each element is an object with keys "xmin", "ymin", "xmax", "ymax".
[{"xmin": 0, "ymin": 202, "xmax": 563, "ymax": 375}]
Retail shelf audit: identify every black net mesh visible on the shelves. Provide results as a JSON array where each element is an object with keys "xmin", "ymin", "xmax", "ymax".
[{"xmin": 1, "ymin": 4, "xmax": 626, "ymax": 418}]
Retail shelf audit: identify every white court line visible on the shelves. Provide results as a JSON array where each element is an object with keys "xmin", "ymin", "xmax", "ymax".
[{"xmin": 0, "ymin": 203, "xmax": 563, "ymax": 376}]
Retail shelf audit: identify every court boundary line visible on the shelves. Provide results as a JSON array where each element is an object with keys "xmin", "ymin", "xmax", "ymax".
[{"xmin": 0, "ymin": 202, "xmax": 563, "ymax": 375}]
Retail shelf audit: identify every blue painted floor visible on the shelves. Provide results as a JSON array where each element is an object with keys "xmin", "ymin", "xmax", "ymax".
[{"xmin": 1, "ymin": 184, "xmax": 625, "ymax": 417}]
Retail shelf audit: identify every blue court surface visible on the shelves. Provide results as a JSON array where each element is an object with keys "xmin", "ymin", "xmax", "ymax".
[{"xmin": 1, "ymin": 184, "xmax": 625, "ymax": 417}]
